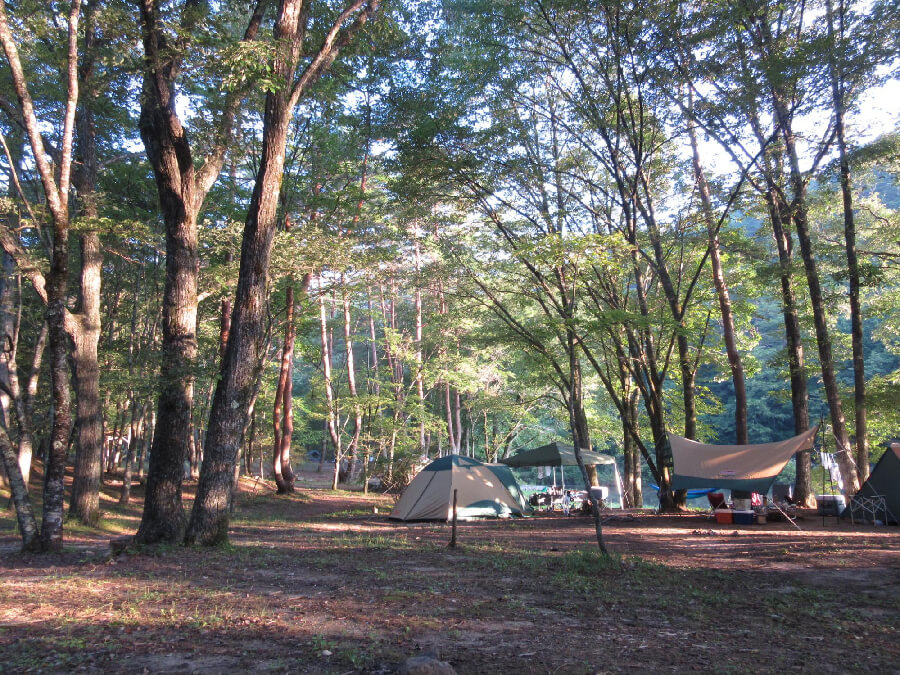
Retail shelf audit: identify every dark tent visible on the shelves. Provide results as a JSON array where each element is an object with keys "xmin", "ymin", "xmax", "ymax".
[
  {"xmin": 500, "ymin": 442, "xmax": 616, "ymax": 468},
  {"xmin": 841, "ymin": 444, "xmax": 900, "ymax": 525}
]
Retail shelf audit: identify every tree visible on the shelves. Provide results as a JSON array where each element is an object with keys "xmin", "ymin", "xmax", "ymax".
[
  {"xmin": 0, "ymin": 0, "xmax": 81, "ymax": 551},
  {"xmin": 135, "ymin": 0, "xmax": 266, "ymax": 544},
  {"xmin": 187, "ymin": 0, "xmax": 382, "ymax": 546}
]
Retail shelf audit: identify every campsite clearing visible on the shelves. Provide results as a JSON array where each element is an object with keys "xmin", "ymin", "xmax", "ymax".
[{"xmin": 1, "ymin": 472, "xmax": 898, "ymax": 674}]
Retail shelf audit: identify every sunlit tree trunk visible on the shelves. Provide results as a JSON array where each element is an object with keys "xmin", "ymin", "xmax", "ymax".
[
  {"xmin": 273, "ymin": 282, "xmax": 296, "ymax": 493},
  {"xmin": 343, "ymin": 284, "xmax": 362, "ymax": 480}
]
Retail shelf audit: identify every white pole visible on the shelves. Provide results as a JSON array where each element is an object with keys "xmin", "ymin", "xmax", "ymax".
[{"xmin": 614, "ymin": 461, "xmax": 625, "ymax": 510}]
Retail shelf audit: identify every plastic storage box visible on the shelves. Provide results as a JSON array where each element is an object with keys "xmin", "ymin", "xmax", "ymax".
[
  {"xmin": 715, "ymin": 509, "xmax": 733, "ymax": 524},
  {"xmin": 733, "ymin": 510, "xmax": 754, "ymax": 525}
]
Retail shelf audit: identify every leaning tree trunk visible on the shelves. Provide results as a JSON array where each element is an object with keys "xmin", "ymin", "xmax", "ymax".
[
  {"xmin": 686, "ymin": 102, "xmax": 748, "ymax": 444},
  {"xmin": 0, "ymin": 424, "xmax": 38, "ymax": 551},
  {"xmin": 186, "ymin": 92, "xmax": 293, "ymax": 541}
]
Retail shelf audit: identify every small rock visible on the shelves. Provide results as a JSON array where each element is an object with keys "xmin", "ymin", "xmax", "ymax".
[
  {"xmin": 398, "ymin": 656, "xmax": 456, "ymax": 675},
  {"xmin": 320, "ymin": 650, "xmax": 332, "ymax": 657}
]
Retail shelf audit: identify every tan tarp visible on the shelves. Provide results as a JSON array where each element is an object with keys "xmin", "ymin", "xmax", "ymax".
[
  {"xmin": 669, "ymin": 427, "xmax": 818, "ymax": 492},
  {"xmin": 390, "ymin": 455, "xmax": 528, "ymax": 521}
]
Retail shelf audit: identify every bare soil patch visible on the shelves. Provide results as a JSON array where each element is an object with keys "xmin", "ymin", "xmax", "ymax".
[{"xmin": 1, "ymin": 471, "xmax": 897, "ymax": 673}]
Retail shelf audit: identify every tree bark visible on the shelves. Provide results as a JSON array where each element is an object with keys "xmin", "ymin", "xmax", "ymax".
[
  {"xmin": 765, "ymin": 189, "xmax": 815, "ymax": 506},
  {"xmin": 68, "ymin": 233, "xmax": 103, "ymax": 524},
  {"xmin": 0, "ymin": 0, "xmax": 81, "ymax": 552},
  {"xmin": 827, "ymin": 0, "xmax": 867, "ymax": 481},
  {"xmin": 119, "ymin": 400, "xmax": 142, "ymax": 504},
  {"xmin": 66, "ymin": 1, "xmax": 105, "ymax": 525},
  {"xmin": 273, "ymin": 283, "xmax": 295, "ymax": 493},
  {"xmin": 342, "ymin": 285, "xmax": 362, "ymax": 479}
]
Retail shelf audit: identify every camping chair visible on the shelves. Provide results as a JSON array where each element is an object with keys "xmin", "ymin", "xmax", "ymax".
[
  {"xmin": 847, "ymin": 493, "xmax": 895, "ymax": 525},
  {"xmin": 707, "ymin": 492, "xmax": 726, "ymax": 511}
]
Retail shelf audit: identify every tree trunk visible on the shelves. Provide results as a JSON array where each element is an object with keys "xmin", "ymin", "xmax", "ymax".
[
  {"xmin": 343, "ymin": 286, "xmax": 362, "ymax": 480},
  {"xmin": 686, "ymin": 96, "xmax": 748, "ymax": 444},
  {"xmin": 68, "ymin": 232, "xmax": 104, "ymax": 525},
  {"xmin": 626, "ymin": 388, "xmax": 642, "ymax": 507},
  {"xmin": 133, "ymin": 0, "xmax": 200, "ymax": 543},
  {"xmin": 772, "ymin": 102, "xmax": 859, "ymax": 494},
  {"xmin": 319, "ymin": 286, "xmax": 343, "ymax": 490},
  {"xmin": 413, "ymin": 237, "xmax": 426, "ymax": 456},
  {"xmin": 273, "ymin": 283, "xmax": 295, "ymax": 493},
  {"xmin": 827, "ymin": 0, "xmax": 867, "ymax": 481},
  {"xmin": 0, "ymin": 424, "xmax": 38, "ymax": 551},
  {"xmin": 762, "ymin": 184, "xmax": 816, "ymax": 507},
  {"xmin": 134, "ymin": 0, "xmax": 267, "ymax": 543},
  {"xmin": 567, "ymin": 356, "xmax": 607, "ymax": 555},
  {"xmin": 41, "ymin": 217, "xmax": 72, "ymax": 552},
  {"xmin": 186, "ymin": 0, "xmax": 379, "ymax": 546},
  {"xmin": 119, "ymin": 400, "xmax": 142, "ymax": 504}
]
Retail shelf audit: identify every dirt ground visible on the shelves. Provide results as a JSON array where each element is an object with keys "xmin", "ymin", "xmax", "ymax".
[{"xmin": 1, "ymin": 470, "xmax": 898, "ymax": 674}]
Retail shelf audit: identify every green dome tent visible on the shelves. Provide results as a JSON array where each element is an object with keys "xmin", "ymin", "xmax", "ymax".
[
  {"xmin": 841, "ymin": 443, "xmax": 900, "ymax": 525},
  {"xmin": 390, "ymin": 455, "xmax": 530, "ymax": 521}
]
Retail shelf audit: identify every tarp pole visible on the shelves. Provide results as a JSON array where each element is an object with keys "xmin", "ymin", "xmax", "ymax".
[{"xmin": 614, "ymin": 461, "xmax": 624, "ymax": 510}]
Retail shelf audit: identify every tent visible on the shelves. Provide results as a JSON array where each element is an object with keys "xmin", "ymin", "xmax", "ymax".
[
  {"xmin": 389, "ymin": 455, "xmax": 531, "ymax": 521},
  {"xmin": 500, "ymin": 442, "xmax": 622, "ymax": 507},
  {"xmin": 669, "ymin": 427, "xmax": 818, "ymax": 494},
  {"xmin": 841, "ymin": 443, "xmax": 900, "ymax": 525},
  {"xmin": 484, "ymin": 463, "xmax": 531, "ymax": 514},
  {"xmin": 500, "ymin": 442, "xmax": 616, "ymax": 468}
]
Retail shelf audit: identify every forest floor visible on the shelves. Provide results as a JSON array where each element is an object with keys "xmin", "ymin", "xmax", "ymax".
[{"xmin": 1, "ymin": 467, "xmax": 898, "ymax": 674}]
